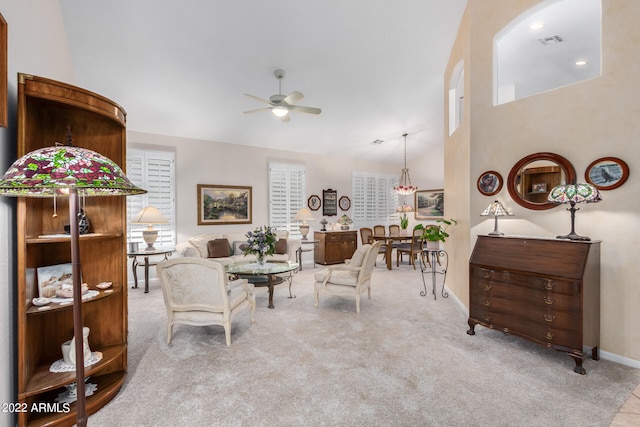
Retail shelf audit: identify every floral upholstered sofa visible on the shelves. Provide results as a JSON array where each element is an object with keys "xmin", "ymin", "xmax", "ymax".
[{"xmin": 176, "ymin": 231, "xmax": 301, "ymax": 267}]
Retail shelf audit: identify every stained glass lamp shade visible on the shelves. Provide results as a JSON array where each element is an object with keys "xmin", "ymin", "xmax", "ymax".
[
  {"xmin": 547, "ymin": 183, "xmax": 601, "ymax": 241},
  {"xmin": 480, "ymin": 200, "xmax": 513, "ymax": 236},
  {"xmin": 0, "ymin": 145, "xmax": 146, "ymax": 427}
]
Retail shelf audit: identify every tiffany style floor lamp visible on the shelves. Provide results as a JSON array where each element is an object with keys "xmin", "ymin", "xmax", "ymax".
[{"xmin": 0, "ymin": 144, "xmax": 146, "ymax": 426}]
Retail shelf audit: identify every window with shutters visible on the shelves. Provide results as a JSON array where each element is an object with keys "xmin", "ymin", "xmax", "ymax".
[
  {"xmin": 352, "ymin": 171, "xmax": 399, "ymax": 227},
  {"xmin": 269, "ymin": 162, "xmax": 306, "ymax": 238},
  {"xmin": 126, "ymin": 148, "xmax": 176, "ymax": 248}
]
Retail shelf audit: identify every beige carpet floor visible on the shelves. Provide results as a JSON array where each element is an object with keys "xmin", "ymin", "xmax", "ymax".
[{"xmin": 88, "ymin": 261, "xmax": 640, "ymax": 426}]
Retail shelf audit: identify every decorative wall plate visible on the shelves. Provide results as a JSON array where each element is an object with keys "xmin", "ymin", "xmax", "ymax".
[
  {"xmin": 585, "ymin": 157, "xmax": 629, "ymax": 190},
  {"xmin": 308, "ymin": 194, "xmax": 321, "ymax": 211},
  {"xmin": 477, "ymin": 171, "xmax": 503, "ymax": 196},
  {"xmin": 339, "ymin": 196, "xmax": 351, "ymax": 211}
]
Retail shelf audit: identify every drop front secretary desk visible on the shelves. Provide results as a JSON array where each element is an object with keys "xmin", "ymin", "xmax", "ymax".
[{"xmin": 467, "ymin": 235, "xmax": 600, "ymax": 374}]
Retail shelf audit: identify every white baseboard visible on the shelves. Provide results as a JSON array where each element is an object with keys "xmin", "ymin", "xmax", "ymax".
[{"xmin": 599, "ymin": 350, "xmax": 640, "ymax": 369}]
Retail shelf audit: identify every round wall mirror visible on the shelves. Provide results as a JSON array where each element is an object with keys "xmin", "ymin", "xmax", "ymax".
[{"xmin": 507, "ymin": 152, "xmax": 576, "ymax": 210}]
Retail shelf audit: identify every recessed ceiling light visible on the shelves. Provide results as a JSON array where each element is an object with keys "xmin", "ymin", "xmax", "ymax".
[
  {"xmin": 371, "ymin": 139, "xmax": 383, "ymax": 145},
  {"xmin": 575, "ymin": 60, "xmax": 588, "ymax": 66},
  {"xmin": 530, "ymin": 22, "xmax": 544, "ymax": 30}
]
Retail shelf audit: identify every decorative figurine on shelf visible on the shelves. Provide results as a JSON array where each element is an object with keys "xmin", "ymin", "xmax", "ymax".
[
  {"xmin": 320, "ymin": 218, "xmax": 328, "ymax": 231},
  {"xmin": 61, "ymin": 327, "xmax": 92, "ymax": 366},
  {"xmin": 64, "ymin": 208, "xmax": 90, "ymax": 234}
]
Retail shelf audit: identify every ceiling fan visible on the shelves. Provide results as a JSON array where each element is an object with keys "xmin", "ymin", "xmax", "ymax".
[{"xmin": 243, "ymin": 69, "xmax": 321, "ymax": 122}]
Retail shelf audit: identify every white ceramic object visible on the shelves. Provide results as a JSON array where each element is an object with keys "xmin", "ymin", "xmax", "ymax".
[
  {"xmin": 96, "ymin": 281, "xmax": 112, "ymax": 290},
  {"xmin": 32, "ymin": 297, "xmax": 51, "ymax": 306}
]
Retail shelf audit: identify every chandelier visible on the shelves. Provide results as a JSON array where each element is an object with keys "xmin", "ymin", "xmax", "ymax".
[{"xmin": 394, "ymin": 133, "xmax": 418, "ymax": 195}]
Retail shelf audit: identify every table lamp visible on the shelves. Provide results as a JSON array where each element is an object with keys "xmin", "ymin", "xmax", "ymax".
[
  {"xmin": 131, "ymin": 206, "xmax": 168, "ymax": 250},
  {"xmin": 294, "ymin": 207, "xmax": 316, "ymax": 240},
  {"xmin": 480, "ymin": 200, "xmax": 513, "ymax": 236},
  {"xmin": 0, "ymin": 144, "xmax": 146, "ymax": 427},
  {"xmin": 547, "ymin": 183, "xmax": 601, "ymax": 241},
  {"xmin": 338, "ymin": 214, "xmax": 353, "ymax": 230}
]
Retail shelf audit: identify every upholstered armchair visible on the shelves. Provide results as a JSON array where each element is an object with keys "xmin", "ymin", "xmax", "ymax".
[
  {"xmin": 156, "ymin": 258, "xmax": 255, "ymax": 345},
  {"xmin": 314, "ymin": 241, "xmax": 383, "ymax": 313}
]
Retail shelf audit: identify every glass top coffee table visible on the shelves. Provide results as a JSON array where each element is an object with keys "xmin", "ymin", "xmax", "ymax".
[{"xmin": 226, "ymin": 260, "xmax": 298, "ymax": 309}]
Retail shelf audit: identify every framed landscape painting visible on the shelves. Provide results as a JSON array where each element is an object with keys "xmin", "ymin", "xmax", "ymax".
[
  {"xmin": 415, "ymin": 189, "xmax": 444, "ymax": 220},
  {"xmin": 197, "ymin": 184, "xmax": 252, "ymax": 225}
]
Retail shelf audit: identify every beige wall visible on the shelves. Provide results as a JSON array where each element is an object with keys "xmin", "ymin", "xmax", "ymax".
[{"xmin": 445, "ymin": 0, "xmax": 640, "ymax": 365}]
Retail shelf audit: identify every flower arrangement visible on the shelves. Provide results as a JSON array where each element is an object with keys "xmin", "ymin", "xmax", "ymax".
[{"xmin": 244, "ymin": 226, "xmax": 277, "ymax": 264}]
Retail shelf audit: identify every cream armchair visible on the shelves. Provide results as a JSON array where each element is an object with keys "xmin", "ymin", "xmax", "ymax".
[
  {"xmin": 156, "ymin": 258, "xmax": 255, "ymax": 346},
  {"xmin": 313, "ymin": 241, "xmax": 383, "ymax": 313}
]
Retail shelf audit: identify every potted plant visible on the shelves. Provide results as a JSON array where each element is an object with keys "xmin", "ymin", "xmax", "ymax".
[
  {"xmin": 400, "ymin": 214, "xmax": 409, "ymax": 230},
  {"xmin": 421, "ymin": 218, "xmax": 457, "ymax": 250}
]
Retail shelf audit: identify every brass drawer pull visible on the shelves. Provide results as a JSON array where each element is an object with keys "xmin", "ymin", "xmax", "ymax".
[
  {"xmin": 545, "ymin": 332, "xmax": 554, "ymax": 340},
  {"xmin": 483, "ymin": 284, "xmax": 492, "ymax": 291},
  {"xmin": 484, "ymin": 300, "xmax": 492, "ymax": 307},
  {"xmin": 544, "ymin": 297, "xmax": 555, "ymax": 305},
  {"xmin": 544, "ymin": 280, "xmax": 555, "ymax": 290},
  {"xmin": 483, "ymin": 314, "xmax": 492, "ymax": 322},
  {"xmin": 483, "ymin": 273, "xmax": 491, "ymax": 279},
  {"xmin": 544, "ymin": 314, "xmax": 555, "ymax": 322}
]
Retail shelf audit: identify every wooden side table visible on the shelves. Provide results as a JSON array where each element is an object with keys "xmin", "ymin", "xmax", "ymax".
[{"xmin": 128, "ymin": 248, "xmax": 174, "ymax": 293}]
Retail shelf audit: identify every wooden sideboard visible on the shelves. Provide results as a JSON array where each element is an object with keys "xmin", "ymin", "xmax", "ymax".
[
  {"xmin": 467, "ymin": 235, "xmax": 600, "ymax": 374},
  {"xmin": 314, "ymin": 231, "xmax": 357, "ymax": 265}
]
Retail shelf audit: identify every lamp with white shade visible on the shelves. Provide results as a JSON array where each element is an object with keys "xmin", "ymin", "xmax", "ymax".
[
  {"xmin": 131, "ymin": 206, "xmax": 168, "ymax": 250},
  {"xmin": 294, "ymin": 207, "xmax": 316, "ymax": 240},
  {"xmin": 480, "ymin": 200, "xmax": 513, "ymax": 236}
]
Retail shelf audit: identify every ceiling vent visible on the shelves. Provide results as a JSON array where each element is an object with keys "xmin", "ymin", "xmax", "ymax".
[{"xmin": 538, "ymin": 35, "xmax": 563, "ymax": 45}]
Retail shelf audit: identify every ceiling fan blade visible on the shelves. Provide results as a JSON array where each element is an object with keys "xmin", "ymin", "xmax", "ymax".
[
  {"xmin": 280, "ymin": 114, "xmax": 291, "ymax": 123},
  {"xmin": 282, "ymin": 90, "xmax": 304, "ymax": 105},
  {"xmin": 244, "ymin": 93, "xmax": 272, "ymax": 105},
  {"xmin": 243, "ymin": 107, "xmax": 271, "ymax": 114},
  {"xmin": 289, "ymin": 105, "xmax": 321, "ymax": 115}
]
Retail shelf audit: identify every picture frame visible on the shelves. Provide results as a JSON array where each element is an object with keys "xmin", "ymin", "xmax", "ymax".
[
  {"xmin": 37, "ymin": 263, "xmax": 75, "ymax": 299},
  {"xmin": 339, "ymin": 195, "xmax": 351, "ymax": 211},
  {"xmin": 532, "ymin": 183, "xmax": 547, "ymax": 193},
  {"xmin": 585, "ymin": 157, "xmax": 629, "ymax": 191},
  {"xmin": 322, "ymin": 188, "xmax": 337, "ymax": 216},
  {"xmin": 308, "ymin": 194, "xmax": 321, "ymax": 211},
  {"xmin": 0, "ymin": 13, "xmax": 7, "ymax": 127},
  {"xmin": 415, "ymin": 189, "xmax": 444, "ymax": 220},
  {"xmin": 477, "ymin": 170, "xmax": 502, "ymax": 196},
  {"xmin": 197, "ymin": 184, "xmax": 252, "ymax": 225}
]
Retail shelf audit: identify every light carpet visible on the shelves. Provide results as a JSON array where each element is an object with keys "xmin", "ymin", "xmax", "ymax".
[{"xmin": 88, "ymin": 262, "xmax": 640, "ymax": 426}]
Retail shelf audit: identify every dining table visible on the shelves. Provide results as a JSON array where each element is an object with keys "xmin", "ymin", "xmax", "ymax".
[{"xmin": 370, "ymin": 233, "xmax": 413, "ymax": 270}]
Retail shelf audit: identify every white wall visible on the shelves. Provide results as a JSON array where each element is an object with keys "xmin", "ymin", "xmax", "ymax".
[{"xmin": 0, "ymin": 1, "xmax": 76, "ymax": 426}]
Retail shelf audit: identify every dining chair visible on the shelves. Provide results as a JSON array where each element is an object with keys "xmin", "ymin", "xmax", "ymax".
[
  {"xmin": 358, "ymin": 227, "xmax": 385, "ymax": 265},
  {"xmin": 388, "ymin": 224, "xmax": 400, "ymax": 236},
  {"xmin": 396, "ymin": 228, "xmax": 424, "ymax": 269},
  {"xmin": 373, "ymin": 225, "xmax": 386, "ymax": 236}
]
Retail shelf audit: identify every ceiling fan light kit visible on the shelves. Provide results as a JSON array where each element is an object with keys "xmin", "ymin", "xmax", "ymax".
[{"xmin": 244, "ymin": 69, "xmax": 321, "ymax": 122}]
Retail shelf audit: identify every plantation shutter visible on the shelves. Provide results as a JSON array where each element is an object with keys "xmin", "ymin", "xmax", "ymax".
[
  {"xmin": 269, "ymin": 162, "xmax": 306, "ymax": 238},
  {"xmin": 352, "ymin": 171, "xmax": 399, "ymax": 228},
  {"xmin": 126, "ymin": 148, "xmax": 176, "ymax": 248}
]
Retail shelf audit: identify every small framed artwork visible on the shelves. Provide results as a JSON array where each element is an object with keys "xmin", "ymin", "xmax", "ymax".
[
  {"xmin": 322, "ymin": 189, "xmax": 337, "ymax": 216},
  {"xmin": 585, "ymin": 157, "xmax": 629, "ymax": 191},
  {"xmin": 477, "ymin": 171, "xmax": 502, "ymax": 196},
  {"xmin": 532, "ymin": 183, "xmax": 547, "ymax": 193},
  {"xmin": 308, "ymin": 194, "xmax": 321, "ymax": 211},
  {"xmin": 415, "ymin": 189, "xmax": 444, "ymax": 220},
  {"xmin": 339, "ymin": 196, "xmax": 351, "ymax": 211},
  {"xmin": 37, "ymin": 263, "xmax": 75, "ymax": 299},
  {"xmin": 197, "ymin": 184, "xmax": 252, "ymax": 225}
]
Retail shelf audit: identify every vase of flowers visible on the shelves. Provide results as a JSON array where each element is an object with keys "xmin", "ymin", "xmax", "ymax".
[{"xmin": 244, "ymin": 226, "xmax": 277, "ymax": 266}]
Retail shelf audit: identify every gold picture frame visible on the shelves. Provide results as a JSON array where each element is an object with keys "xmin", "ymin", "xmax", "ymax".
[{"xmin": 197, "ymin": 184, "xmax": 252, "ymax": 225}]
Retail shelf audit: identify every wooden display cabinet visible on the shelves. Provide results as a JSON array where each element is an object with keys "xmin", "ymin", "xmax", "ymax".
[
  {"xmin": 16, "ymin": 74, "xmax": 128, "ymax": 426},
  {"xmin": 314, "ymin": 231, "xmax": 357, "ymax": 265},
  {"xmin": 520, "ymin": 165, "xmax": 561, "ymax": 203}
]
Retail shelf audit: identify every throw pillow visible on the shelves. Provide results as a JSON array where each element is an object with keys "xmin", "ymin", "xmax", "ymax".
[
  {"xmin": 207, "ymin": 238, "xmax": 231, "ymax": 258},
  {"xmin": 232, "ymin": 241, "xmax": 248, "ymax": 256},
  {"xmin": 275, "ymin": 238, "xmax": 287, "ymax": 255},
  {"xmin": 188, "ymin": 233, "xmax": 223, "ymax": 258}
]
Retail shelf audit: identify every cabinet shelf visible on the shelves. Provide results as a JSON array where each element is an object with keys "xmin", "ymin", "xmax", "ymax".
[
  {"xmin": 25, "ymin": 371, "xmax": 126, "ymax": 427},
  {"xmin": 22, "ymin": 344, "xmax": 126, "ymax": 398},
  {"xmin": 16, "ymin": 74, "xmax": 128, "ymax": 425},
  {"xmin": 26, "ymin": 288, "xmax": 121, "ymax": 315},
  {"xmin": 26, "ymin": 232, "xmax": 123, "ymax": 244}
]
